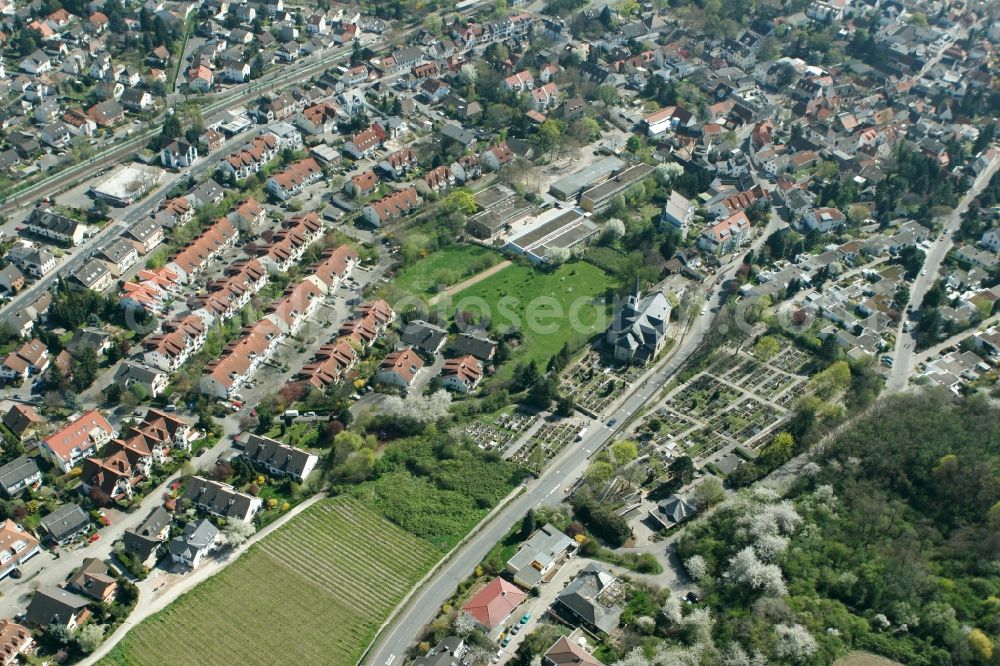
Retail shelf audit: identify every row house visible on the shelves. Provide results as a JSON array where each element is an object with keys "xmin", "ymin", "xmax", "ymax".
[
  {"xmin": 200, "ymin": 318, "xmax": 284, "ymax": 398},
  {"xmin": 420, "ymin": 166, "xmax": 454, "ymax": 195},
  {"xmin": 227, "ymin": 197, "xmax": 268, "ymax": 235},
  {"xmin": 40, "ymin": 410, "xmax": 116, "ymax": 474},
  {"xmin": 361, "ymin": 187, "xmax": 421, "ymax": 227},
  {"xmin": 265, "ymin": 157, "xmax": 324, "ymax": 201},
  {"xmin": 191, "ymin": 259, "xmax": 269, "ymax": 322},
  {"xmin": 258, "ymin": 212, "xmax": 324, "ymax": 273},
  {"xmin": 290, "ymin": 339, "xmax": 358, "ymax": 392},
  {"xmin": 265, "ymin": 278, "xmax": 324, "ymax": 336},
  {"xmin": 155, "ymin": 196, "xmax": 194, "ymax": 229},
  {"xmin": 338, "ymin": 299, "xmax": 395, "ymax": 348},
  {"xmin": 219, "ymin": 133, "xmax": 280, "ymax": 181},
  {"xmin": 241, "ymin": 435, "xmax": 319, "ymax": 483},
  {"xmin": 142, "ymin": 314, "xmax": 208, "ymax": 373},
  {"xmin": 503, "ymin": 70, "xmax": 534, "ymax": 93},
  {"xmin": 311, "ymin": 244, "xmax": 359, "ymax": 292},
  {"xmin": 166, "ymin": 217, "xmax": 239, "ymax": 283},
  {"xmin": 183, "ymin": 476, "xmax": 262, "ymax": 523},
  {"xmin": 377, "ymin": 147, "xmax": 417, "ymax": 180},
  {"xmin": 343, "ymin": 124, "xmax": 387, "ymax": 160},
  {"xmin": 25, "ymin": 209, "xmax": 86, "ymax": 246},
  {"xmin": 452, "ymin": 154, "xmax": 482, "ymax": 183},
  {"xmin": 707, "ymin": 185, "xmax": 769, "ymax": 220},
  {"xmin": 120, "ymin": 267, "xmax": 182, "ymax": 313},
  {"xmin": 258, "ymin": 93, "xmax": 301, "ymax": 122},
  {"xmin": 531, "ymin": 83, "xmax": 559, "ymax": 112}
]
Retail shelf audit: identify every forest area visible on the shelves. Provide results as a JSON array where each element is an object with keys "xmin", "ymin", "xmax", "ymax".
[{"xmin": 662, "ymin": 390, "xmax": 999, "ymax": 665}]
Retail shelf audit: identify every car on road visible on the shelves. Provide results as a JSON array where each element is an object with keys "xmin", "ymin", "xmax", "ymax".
[
  {"xmin": 881, "ymin": 355, "xmax": 894, "ymax": 367},
  {"xmin": 196, "ymin": 447, "xmax": 207, "ymax": 457},
  {"xmin": 607, "ymin": 418, "xmax": 617, "ymax": 427},
  {"xmin": 920, "ymin": 269, "xmax": 927, "ymax": 276},
  {"xmin": 700, "ymin": 306, "xmax": 708, "ymax": 315}
]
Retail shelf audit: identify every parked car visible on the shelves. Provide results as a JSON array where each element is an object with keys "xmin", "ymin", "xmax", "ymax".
[{"xmin": 519, "ymin": 613, "xmax": 531, "ymax": 625}]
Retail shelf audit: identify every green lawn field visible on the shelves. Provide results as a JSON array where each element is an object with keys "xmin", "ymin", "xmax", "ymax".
[
  {"xmin": 101, "ymin": 498, "xmax": 441, "ymax": 666},
  {"xmin": 394, "ymin": 244, "xmax": 501, "ymax": 296},
  {"xmin": 448, "ymin": 261, "xmax": 617, "ymax": 373}
]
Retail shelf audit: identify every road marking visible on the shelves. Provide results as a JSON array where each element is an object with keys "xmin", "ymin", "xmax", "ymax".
[{"xmin": 385, "ymin": 655, "xmax": 395, "ymax": 665}]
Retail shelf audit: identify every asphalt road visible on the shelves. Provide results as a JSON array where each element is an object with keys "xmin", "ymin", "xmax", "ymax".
[
  {"xmin": 886, "ymin": 153, "xmax": 1000, "ymax": 391},
  {"xmin": 361, "ymin": 220, "xmax": 778, "ymax": 666},
  {"xmin": 0, "ymin": 127, "xmax": 262, "ymax": 330}
]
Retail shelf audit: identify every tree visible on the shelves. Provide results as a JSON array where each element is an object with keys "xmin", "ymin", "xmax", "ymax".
[
  {"xmin": 670, "ymin": 455, "xmax": 695, "ymax": 484},
  {"xmin": 585, "ymin": 461, "xmax": 614, "ymax": 484},
  {"xmin": 685, "ymin": 554, "xmax": 708, "ymax": 581},
  {"xmin": 610, "ymin": 439, "xmax": 638, "ymax": 466},
  {"xmin": 520, "ymin": 508, "xmax": 536, "ymax": 539},
  {"xmin": 223, "ymin": 519, "xmax": 256, "ymax": 547},
  {"xmin": 603, "ymin": 218, "xmax": 625, "ymax": 243},
  {"xmin": 752, "ymin": 336, "xmax": 781, "ymax": 361},
  {"xmin": 692, "ymin": 477, "xmax": 725, "ymax": 509},
  {"xmin": 759, "ymin": 431, "xmax": 795, "ymax": 469},
  {"xmin": 724, "ymin": 546, "xmax": 787, "ymax": 597},
  {"xmin": 547, "ymin": 246, "xmax": 571, "ymax": 265},
  {"xmin": 76, "ymin": 624, "xmax": 104, "ymax": 653},
  {"xmin": 809, "ymin": 360, "xmax": 851, "ymax": 399},
  {"xmin": 969, "ymin": 629, "xmax": 994, "ymax": 661},
  {"xmin": 773, "ymin": 624, "xmax": 818, "ymax": 662}
]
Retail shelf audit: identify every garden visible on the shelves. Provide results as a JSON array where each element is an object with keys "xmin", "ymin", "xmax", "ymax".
[
  {"xmin": 559, "ymin": 350, "xmax": 644, "ymax": 416},
  {"xmin": 392, "ymin": 244, "xmax": 502, "ymax": 297}
]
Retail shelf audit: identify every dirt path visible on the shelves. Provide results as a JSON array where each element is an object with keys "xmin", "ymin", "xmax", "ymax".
[{"xmin": 427, "ymin": 260, "xmax": 511, "ymax": 305}]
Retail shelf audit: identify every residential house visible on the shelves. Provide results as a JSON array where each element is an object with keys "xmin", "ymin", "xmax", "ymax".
[
  {"xmin": 67, "ymin": 558, "xmax": 117, "ymax": 603},
  {"xmin": 439, "ymin": 355, "xmax": 483, "ymax": 394},
  {"xmin": 707, "ymin": 185, "xmax": 768, "ymax": 220},
  {"xmin": 345, "ymin": 171, "xmax": 380, "ymax": 198},
  {"xmin": 67, "ymin": 259, "xmax": 113, "ymax": 292},
  {"xmin": 188, "ymin": 65, "xmax": 214, "ymax": 92},
  {"xmin": 399, "ymin": 320, "xmax": 447, "ymax": 354},
  {"xmin": 121, "ymin": 506, "xmax": 171, "ymax": 568},
  {"xmin": 40, "ymin": 410, "xmax": 115, "ymax": 473},
  {"xmin": 543, "ymin": 637, "xmax": 604, "ymax": 666},
  {"xmin": 413, "ymin": 637, "xmax": 467, "ymax": 666},
  {"xmin": 258, "ymin": 213, "xmax": 324, "ymax": 273},
  {"xmin": 698, "ymin": 211, "xmax": 752, "ymax": 255},
  {"xmin": 160, "ymin": 139, "xmax": 199, "ymax": 168},
  {"xmin": 113, "ymin": 362, "xmax": 169, "ymax": 398},
  {"xmin": 377, "ymin": 347, "xmax": 425, "ymax": 388},
  {"xmin": 23, "ymin": 587, "xmax": 89, "ymax": 630},
  {"xmin": 506, "ymin": 524, "xmax": 575, "ymax": 588},
  {"xmin": 87, "ymin": 99, "xmax": 125, "ymax": 127},
  {"xmin": 169, "ymin": 519, "xmax": 221, "ymax": 568},
  {"xmin": 143, "ymin": 314, "xmax": 207, "ymax": 373},
  {"xmin": 343, "ymin": 124, "xmax": 387, "ymax": 160},
  {"xmin": 96, "ymin": 238, "xmax": 139, "ymax": 276},
  {"xmin": 295, "ymin": 102, "xmax": 338, "ymax": 136},
  {"xmin": 124, "ymin": 219, "xmax": 164, "ymax": 254},
  {"xmin": 0, "ymin": 338, "xmax": 50, "ymax": 381},
  {"xmin": 420, "ymin": 166, "xmax": 454, "ymax": 195},
  {"xmin": 37, "ymin": 504, "xmax": 90, "ymax": 545},
  {"xmin": 6, "ymin": 246, "xmax": 56, "ymax": 278},
  {"xmin": 291, "ymin": 339, "xmax": 357, "ymax": 391},
  {"xmin": 0, "ymin": 456, "xmax": 41, "ymax": 497},
  {"xmin": 448, "ymin": 332, "xmax": 497, "ymax": 361},
  {"xmin": 242, "ymin": 434, "xmax": 319, "ymax": 482},
  {"xmin": 182, "ymin": 476, "xmax": 263, "ymax": 522},
  {"xmin": 25, "ymin": 209, "xmax": 86, "ymax": 245},
  {"xmin": 607, "ymin": 283, "xmax": 671, "ymax": 365},
  {"xmin": 531, "ymin": 82, "xmax": 559, "ymax": 111},
  {"xmin": 0, "ymin": 266, "xmax": 24, "ymax": 294},
  {"xmin": 461, "ymin": 577, "xmax": 527, "ymax": 636},
  {"xmin": 803, "ymin": 206, "xmax": 845, "ymax": 233},
  {"xmin": 2, "ymin": 404, "xmax": 44, "ymax": 442},
  {"xmin": 20, "ymin": 50, "xmax": 51, "ymax": 75},
  {"xmin": 166, "ymin": 217, "xmax": 239, "ymax": 282},
  {"xmin": 121, "ymin": 87, "xmax": 153, "ymax": 112},
  {"xmin": 0, "ymin": 520, "xmax": 40, "ymax": 580},
  {"xmin": 661, "ymin": 190, "xmax": 695, "ymax": 239},
  {"xmin": 0, "ymin": 620, "xmax": 34, "ymax": 663},
  {"xmin": 552, "ymin": 563, "xmax": 623, "ymax": 635},
  {"xmin": 480, "ymin": 142, "xmax": 515, "ymax": 172}
]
